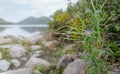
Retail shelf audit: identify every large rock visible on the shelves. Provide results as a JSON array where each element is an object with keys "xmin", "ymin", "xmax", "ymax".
[
  {"xmin": 14, "ymin": 37, "xmax": 32, "ymax": 45},
  {"xmin": 11, "ymin": 59, "xmax": 21, "ymax": 68},
  {"xmin": 31, "ymin": 54, "xmax": 40, "ymax": 58},
  {"xmin": 33, "ymin": 50, "xmax": 42, "ymax": 54},
  {"xmin": 0, "ymin": 68, "xmax": 33, "ymax": 74},
  {"xmin": 108, "ymin": 71, "xmax": 119, "ymax": 74},
  {"xmin": 21, "ymin": 57, "xmax": 27, "ymax": 62},
  {"xmin": 63, "ymin": 59, "xmax": 89, "ymax": 74},
  {"xmin": 41, "ymin": 30, "xmax": 55, "ymax": 41},
  {"xmin": 25, "ymin": 57, "xmax": 51, "ymax": 68},
  {"xmin": 0, "ymin": 45, "xmax": 14, "ymax": 49},
  {"xmin": 57, "ymin": 54, "xmax": 74, "ymax": 69},
  {"xmin": 30, "ymin": 45, "xmax": 41, "ymax": 51},
  {"xmin": 29, "ymin": 31, "xmax": 54, "ymax": 44},
  {"xmin": 34, "ymin": 70, "xmax": 42, "ymax": 74},
  {"xmin": 0, "ymin": 38, "xmax": 13, "ymax": 44},
  {"xmin": 20, "ymin": 57, "xmax": 28, "ymax": 66},
  {"xmin": 29, "ymin": 35, "xmax": 43, "ymax": 44},
  {"xmin": 43, "ymin": 40, "xmax": 58, "ymax": 51},
  {"xmin": 30, "ymin": 51, "xmax": 42, "ymax": 58},
  {"xmin": 9, "ymin": 45, "xmax": 26, "ymax": 58},
  {"xmin": 0, "ymin": 60, "xmax": 10, "ymax": 71}
]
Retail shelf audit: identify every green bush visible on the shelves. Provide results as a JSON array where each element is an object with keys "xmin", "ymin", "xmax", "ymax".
[{"xmin": 48, "ymin": 0, "xmax": 120, "ymax": 74}]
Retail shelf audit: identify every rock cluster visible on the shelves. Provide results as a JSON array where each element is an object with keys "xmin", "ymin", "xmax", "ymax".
[
  {"xmin": 0, "ymin": 31, "xmax": 119, "ymax": 74},
  {"xmin": 0, "ymin": 35, "xmax": 51, "ymax": 74}
]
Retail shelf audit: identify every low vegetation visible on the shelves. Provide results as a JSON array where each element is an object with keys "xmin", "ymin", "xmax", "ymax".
[{"xmin": 48, "ymin": 0, "xmax": 120, "ymax": 74}]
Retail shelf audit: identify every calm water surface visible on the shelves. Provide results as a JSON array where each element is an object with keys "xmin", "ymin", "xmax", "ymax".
[{"xmin": 0, "ymin": 24, "xmax": 48, "ymax": 37}]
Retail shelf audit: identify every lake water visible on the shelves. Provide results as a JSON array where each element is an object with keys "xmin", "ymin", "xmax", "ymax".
[{"xmin": 0, "ymin": 24, "xmax": 48, "ymax": 37}]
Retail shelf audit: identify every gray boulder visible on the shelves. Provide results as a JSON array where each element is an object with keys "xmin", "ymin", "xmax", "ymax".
[
  {"xmin": 21, "ymin": 57, "xmax": 27, "ymax": 62},
  {"xmin": 9, "ymin": 45, "xmax": 26, "ymax": 58},
  {"xmin": 25, "ymin": 57, "xmax": 51, "ymax": 68},
  {"xmin": 34, "ymin": 70, "xmax": 42, "ymax": 74},
  {"xmin": 0, "ymin": 68, "xmax": 33, "ymax": 74},
  {"xmin": 29, "ymin": 35, "xmax": 43, "ymax": 44},
  {"xmin": 57, "ymin": 54, "xmax": 74, "ymax": 69},
  {"xmin": 63, "ymin": 59, "xmax": 89, "ymax": 74},
  {"xmin": 0, "ymin": 45, "xmax": 14, "ymax": 49},
  {"xmin": 31, "ymin": 54, "xmax": 40, "ymax": 58},
  {"xmin": 30, "ymin": 45, "xmax": 41, "ymax": 51},
  {"xmin": 108, "ymin": 71, "xmax": 119, "ymax": 74},
  {"xmin": 33, "ymin": 50, "xmax": 42, "ymax": 54},
  {"xmin": 43, "ymin": 40, "xmax": 58, "ymax": 51},
  {"xmin": 0, "ymin": 60, "xmax": 10, "ymax": 71},
  {"xmin": 11, "ymin": 59, "xmax": 21, "ymax": 68},
  {"xmin": 0, "ymin": 38, "xmax": 12, "ymax": 44}
]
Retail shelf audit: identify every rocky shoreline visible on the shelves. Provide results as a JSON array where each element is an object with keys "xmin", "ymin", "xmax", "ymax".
[{"xmin": 0, "ymin": 31, "xmax": 118, "ymax": 74}]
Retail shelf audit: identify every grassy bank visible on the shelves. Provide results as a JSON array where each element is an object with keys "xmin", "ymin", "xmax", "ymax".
[{"xmin": 48, "ymin": 0, "xmax": 120, "ymax": 74}]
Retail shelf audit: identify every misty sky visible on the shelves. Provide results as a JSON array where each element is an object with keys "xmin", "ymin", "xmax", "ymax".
[{"xmin": 0, "ymin": 0, "xmax": 78, "ymax": 23}]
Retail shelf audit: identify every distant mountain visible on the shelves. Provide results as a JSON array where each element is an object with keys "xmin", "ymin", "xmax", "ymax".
[
  {"xmin": 0, "ymin": 18, "xmax": 12, "ymax": 24},
  {"xmin": 18, "ymin": 16, "xmax": 49, "ymax": 24}
]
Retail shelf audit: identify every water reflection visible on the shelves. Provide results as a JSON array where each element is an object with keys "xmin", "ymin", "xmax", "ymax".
[{"xmin": 0, "ymin": 24, "xmax": 48, "ymax": 37}]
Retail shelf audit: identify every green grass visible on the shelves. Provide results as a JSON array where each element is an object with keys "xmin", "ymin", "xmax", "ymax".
[
  {"xmin": 48, "ymin": 0, "xmax": 120, "ymax": 74},
  {"xmin": 35, "ymin": 64, "xmax": 47, "ymax": 74},
  {"xmin": 0, "ymin": 49, "xmax": 9, "ymax": 59}
]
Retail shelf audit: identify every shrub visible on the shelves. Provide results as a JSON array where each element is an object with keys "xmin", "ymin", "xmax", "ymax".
[{"xmin": 48, "ymin": 0, "xmax": 120, "ymax": 74}]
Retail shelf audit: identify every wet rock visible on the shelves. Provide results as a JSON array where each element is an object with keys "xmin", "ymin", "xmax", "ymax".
[
  {"xmin": 63, "ymin": 59, "xmax": 89, "ymax": 74},
  {"xmin": 43, "ymin": 40, "xmax": 58, "ymax": 51},
  {"xmin": 31, "ymin": 45, "xmax": 41, "ymax": 51},
  {"xmin": 57, "ymin": 54, "xmax": 75, "ymax": 69},
  {"xmin": 25, "ymin": 57, "xmax": 51, "ymax": 68},
  {"xmin": 11, "ymin": 59, "xmax": 21, "ymax": 68},
  {"xmin": 0, "ymin": 68, "xmax": 33, "ymax": 74},
  {"xmin": 0, "ymin": 60, "xmax": 10, "ymax": 71},
  {"xmin": 9, "ymin": 45, "xmax": 26, "ymax": 58}
]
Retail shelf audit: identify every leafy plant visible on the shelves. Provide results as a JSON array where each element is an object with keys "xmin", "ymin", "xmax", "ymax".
[{"xmin": 48, "ymin": 0, "xmax": 120, "ymax": 74}]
